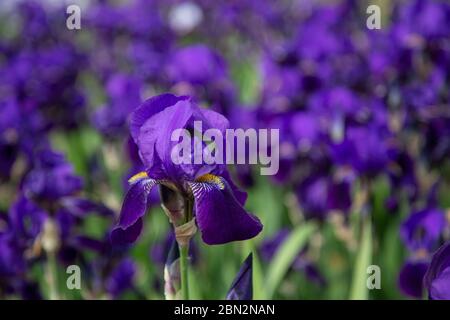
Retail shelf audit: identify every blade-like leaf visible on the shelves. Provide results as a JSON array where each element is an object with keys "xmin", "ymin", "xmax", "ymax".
[
  {"xmin": 265, "ymin": 222, "xmax": 317, "ymax": 298},
  {"xmin": 349, "ymin": 217, "xmax": 372, "ymax": 300}
]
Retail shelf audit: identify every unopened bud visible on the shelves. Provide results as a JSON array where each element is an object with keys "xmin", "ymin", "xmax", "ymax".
[{"xmin": 160, "ymin": 184, "xmax": 186, "ymax": 225}]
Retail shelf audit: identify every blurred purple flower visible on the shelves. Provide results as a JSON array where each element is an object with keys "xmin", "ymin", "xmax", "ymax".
[
  {"xmin": 400, "ymin": 208, "xmax": 446, "ymax": 252},
  {"xmin": 23, "ymin": 149, "xmax": 83, "ymax": 201},
  {"xmin": 93, "ymin": 74, "xmax": 142, "ymax": 137},
  {"xmin": 106, "ymin": 258, "xmax": 137, "ymax": 299},
  {"xmin": 296, "ymin": 175, "xmax": 351, "ymax": 220}
]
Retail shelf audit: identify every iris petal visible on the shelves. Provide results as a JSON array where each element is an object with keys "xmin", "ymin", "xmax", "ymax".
[
  {"xmin": 111, "ymin": 218, "xmax": 144, "ymax": 246},
  {"xmin": 111, "ymin": 177, "xmax": 156, "ymax": 245},
  {"xmin": 130, "ymin": 94, "xmax": 188, "ymax": 143},
  {"xmin": 189, "ymin": 175, "xmax": 262, "ymax": 245},
  {"xmin": 138, "ymin": 100, "xmax": 193, "ymax": 177}
]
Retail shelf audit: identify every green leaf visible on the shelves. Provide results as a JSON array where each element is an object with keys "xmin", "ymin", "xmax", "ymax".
[
  {"xmin": 265, "ymin": 222, "xmax": 317, "ymax": 298},
  {"xmin": 188, "ymin": 267, "xmax": 202, "ymax": 300},
  {"xmin": 349, "ymin": 217, "xmax": 372, "ymax": 300}
]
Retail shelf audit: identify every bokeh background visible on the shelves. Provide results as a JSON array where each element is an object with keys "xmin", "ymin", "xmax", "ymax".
[{"xmin": 0, "ymin": 0, "xmax": 449, "ymax": 300}]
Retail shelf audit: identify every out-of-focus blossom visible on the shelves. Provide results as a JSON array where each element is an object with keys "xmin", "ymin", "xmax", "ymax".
[
  {"xmin": 296, "ymin": 175, "xmax": 351, "ymax": 220},
  {"xmin": 400, "ymin": 208, "xmax": 446, "ymax": 252},
  {"xmin": 23, "ymin": 149, "xmax": 83, "ymax": 201},
  {"xmin": 105, "ymin": 258, "xmax": 137, "ymax": 299},
  {"xmin": 93, "ymin": 74, "xmax": 142, "ymax": 137}
]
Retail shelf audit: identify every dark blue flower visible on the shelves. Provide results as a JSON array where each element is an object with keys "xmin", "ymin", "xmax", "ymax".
[{"xmin": 112, "ymin": 94, "xmax": 262, "ymax": 246}]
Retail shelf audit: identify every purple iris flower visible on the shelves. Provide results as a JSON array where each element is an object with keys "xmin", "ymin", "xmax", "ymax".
[
  {"xmin": 8, "ymin": 194, "xmax": 114, "ymax": 265},
  {"xmin": 226, "ymin": 253, "xmax": 253, "ymax": 300},
  {"xmin": 111, "ymin": 93, "xmax": 262, "ymax": 245},
  {"xmin": 400, "ymin": 208, "xmax": 446, "ymax": 252},
  {"xmin": 424, "ymin": 242, "xmax": 450, "ymax": 300}
]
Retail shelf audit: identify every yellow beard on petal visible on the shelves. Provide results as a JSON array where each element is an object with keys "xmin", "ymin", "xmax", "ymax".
[
  {"xmin": 128, "ymin": 171, "xmax": 149, "ymax": 184},
  {"xmin": 195, "ymin": 173, "xmax": 225, "ymax": 190}
]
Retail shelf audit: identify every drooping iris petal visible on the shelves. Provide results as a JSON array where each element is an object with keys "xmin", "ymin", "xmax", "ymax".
[
  {"xmin": 111, "ymin": 177, "xmax": 156, "ymax": 245},
  {"xmin": 226, "ymin": 253, "xmax": 253, "ymax": 300},
  {"xmin": 110, "ymin": 218, "xmax": 144, "ymax": 246},
  {"xmin": 220, "ymin": 170, "xmax": 247, "ymax": 206},
  {"xmin": 189, "ymin": 175, "xmax": 262, "ymax": 245}
]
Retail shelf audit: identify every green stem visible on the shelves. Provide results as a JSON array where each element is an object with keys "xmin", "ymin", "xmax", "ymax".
[
  {"xmin": 179, "ymin": 243, "xmax": 190, "ymax": 300},
  {"xmin": 47, "ymin": 252, "xmax": 60, "ymax": 300},
  {"xmin": 178, "ymin": 197, "xmax": 193, "ymax": 300}
]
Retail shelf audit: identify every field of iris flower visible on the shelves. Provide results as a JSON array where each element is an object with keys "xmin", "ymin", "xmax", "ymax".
[{"xmin": 0, "ymin": 0, "xmax": 449, "ymax": 301}]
